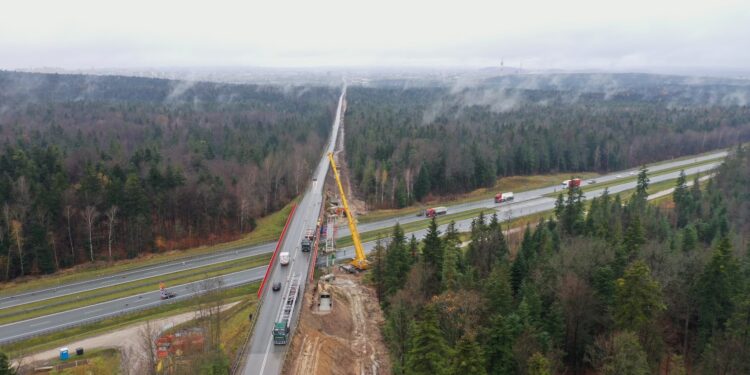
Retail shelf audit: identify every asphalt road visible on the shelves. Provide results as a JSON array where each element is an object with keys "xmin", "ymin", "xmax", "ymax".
[
  {"xmin": 335, "ymin": 151, "xmax": 727, "ymax": 239},
  {"xmin": 239, "ymin": 87, "xmax": 346, "ymax": 375},
  {"xmin": 0, "ymin": 243, "xmax": 276, "ymax": 310},
  {"xmin": 329, "ymin": 160, "xmax": 721, "ymax": 262},
  {"xmin": 0, "ymin": 266, "xmax": 267, "ymax": 345}
]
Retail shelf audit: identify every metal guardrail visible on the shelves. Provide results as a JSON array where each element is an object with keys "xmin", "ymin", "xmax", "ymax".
[{"xmin": 230, "ymin": 294, "xmax": 264, "ymax": 374}]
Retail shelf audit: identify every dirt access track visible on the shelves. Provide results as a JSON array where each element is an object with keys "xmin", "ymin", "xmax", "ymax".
[{"xmin": 282, "ymin": 271, "xmax": 391, "ymax": 375}]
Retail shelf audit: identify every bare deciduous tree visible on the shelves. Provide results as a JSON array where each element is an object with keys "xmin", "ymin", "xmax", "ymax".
[
  {"xmin": 3, "ymin": 203, "xmax": 11, "ymax": 280},
  {"xmin": 106, "ymin": 205, "xmax": 118, "ymax": 262},
  {"xmin": 10, "ymin": 219, "xmax": 23, "ymax": 276},
  {"xmin": 65, "ymin": 205, "xmax": 76, "ymax": 262},
  {"xmin": 82, "ymin": 206, "xmax": 99, "ymax": 262},
  {"xmin": 138, "ymin": 320, "xmax": 160, "ymax": 375}
]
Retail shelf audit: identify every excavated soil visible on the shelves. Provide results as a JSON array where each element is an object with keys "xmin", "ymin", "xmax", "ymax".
[{"xmin": 283, "ymin": 271, "xmax": 391, "ymax": 375}]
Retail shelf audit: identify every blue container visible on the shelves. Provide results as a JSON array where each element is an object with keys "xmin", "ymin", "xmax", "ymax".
[{"xmin": 59, "ymin": 347, "xmax": 69, "ymax": 361}]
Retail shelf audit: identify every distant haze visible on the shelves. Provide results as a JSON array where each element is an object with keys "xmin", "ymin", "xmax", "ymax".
[{"xmin": 2, "ymin": 0, "xmax": 749, "ymax": 75}]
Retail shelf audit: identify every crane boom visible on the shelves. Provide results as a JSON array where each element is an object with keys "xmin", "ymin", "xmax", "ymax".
[{"xmin": 327, "ymin": 152, "xmax": 368, "ymax": 270}]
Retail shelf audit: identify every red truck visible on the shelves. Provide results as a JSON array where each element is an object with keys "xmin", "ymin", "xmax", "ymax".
[
  {"xmin": 561, "ymin": 178, "xmax": 582, "ymax": 188},
  {"xmin": 494, "ymin": 192, "xmax": 514, "ymax": 203},
  {"xmin": 424, "ymin": 206, "xmax": 448, "ymax": 218}
]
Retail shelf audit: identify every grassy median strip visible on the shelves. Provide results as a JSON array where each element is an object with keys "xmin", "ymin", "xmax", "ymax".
[
  {"xmin": 340, "ymin": 168, "xmax": 711, "ymax": 249},
  {"xmin": 0, "ymin": 283, "xmax": 259, "ymax": 357},
  {"xmin": 0, "ymin": 201, "xmax": 293, "ymax": 298},
  {"xmin": 338, "ymin": 207, "xmax": 498, "ymax": 247},
  {"xmin": 358, "ymin": 172, "xmax": 598, "ymax": 224},
  {"xmin": 0, "ymin": 254, "xmax": 269, "ymax": 325}
]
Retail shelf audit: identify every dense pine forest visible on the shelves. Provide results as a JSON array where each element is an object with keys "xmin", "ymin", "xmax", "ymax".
[
  {"xmin": 371, "ymin": 145, "xmax": 750, "ymax": 374},
  {"xmin": 345, "ymin": 74, "xmax": 750, "ymax": 208},
  {"xmin": 0, "ymin": 71, "xmax": 338, "ymax": 280}
]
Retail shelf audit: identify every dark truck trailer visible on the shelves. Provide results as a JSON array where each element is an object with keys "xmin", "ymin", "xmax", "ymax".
[{"xmin": 301, "ymin": 228, "xmax": 315, "ymax": 252}]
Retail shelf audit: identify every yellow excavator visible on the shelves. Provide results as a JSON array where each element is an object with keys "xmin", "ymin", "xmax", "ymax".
[{"xmin": 327, "ymin": 152, "xmax": 368, "ymax": 270}]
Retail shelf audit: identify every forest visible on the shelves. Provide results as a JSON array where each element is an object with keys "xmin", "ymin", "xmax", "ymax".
[
  {"xmin": 0, "ymin": 71, "xmax": 338, "ymax": 280},
  {"xmin": 370, "ymin": 145, "xmax": 750, "ymax": 374},
  {"xmin": 344, "ymin": 74, "xmax": 750, "ymax": 208}
]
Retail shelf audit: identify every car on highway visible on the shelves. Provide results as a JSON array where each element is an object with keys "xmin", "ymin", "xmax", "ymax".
[
  {"xmin": 160, "ymin": 291, "xmax": 176, "ymax": 300},
  {"xmin": 272, "ymin": 282, "xmax": 282, "ymax": 292},
  {"xmin": 587, "ymin": 179, "xmax": 597, "ymax": 184},
  {"xmin": 279, "ymin": 252, "xmax": 290, "ymax": 266},
  {"xmin": 616, "ymin": 174, "xmax": 623, "ymax": 178},
  {"xmin": 629, "ymin": 171, "xmax": 636, "ymax": 175}
]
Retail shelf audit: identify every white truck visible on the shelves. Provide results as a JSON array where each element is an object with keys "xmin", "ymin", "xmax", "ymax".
[{"xmin": 279, "ymin": 252, "xmax": 290, "ymax": 266}]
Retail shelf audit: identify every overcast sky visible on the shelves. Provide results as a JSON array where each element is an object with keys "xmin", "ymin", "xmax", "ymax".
[{"xmin": 1, "ymin": 0, "xmax": 749, "ymax": 72}]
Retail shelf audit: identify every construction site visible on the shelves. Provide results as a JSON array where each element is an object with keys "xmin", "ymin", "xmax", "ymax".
[{"xmin": 279, "ymin": 121, "xmax": 391, "ymax": 375}]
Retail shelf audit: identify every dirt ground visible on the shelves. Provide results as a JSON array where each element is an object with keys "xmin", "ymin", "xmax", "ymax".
[
  {"xmin": 283, "ymin": 270, "xmax": 391, "ymax": 375},
  {"xmin": 16, "ymin": 302, "xmax": 239, "ymax": 372}
]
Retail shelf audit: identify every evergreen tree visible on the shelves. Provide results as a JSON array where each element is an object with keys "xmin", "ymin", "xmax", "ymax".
[
  {"xmin": 634, "ymin": 166, "xmax": 650, "ymax": 205},
  {"xmin": 0, "ymin": 352, "xmax": 14, "ymax": 375},
  {"xmin": 623, "ymin": 214, "xmax": 645, "ymax": 258},
  {"xmin": 408, "ymin": 234, "xmax": 419, "ymax": 261},
  {"xmin": 385, "ymin": 224, "xmax": 412, "ymax": 297},
  {"xmin": 405, "ymin": 306, "xmax": 451, "ymax": 375},
  {"xmin": 422, "ymin": 218, "xmax": 443, "ymax": 274},
  {"xmin": 614, "ymin": 260, "xmax": 665, "ymax": 335},
  {"xmin": 527, "ymin": 352, "xmax": 551, "ymax": 375},
  {"xmin": 673, "ymin": 170, "xmax": 689, "ymax": 227},
  {"xmin": 28, "ymin": 221, "xmax": 55, "ymax": 274},
  {"xmin": 441, "ymin": 240, "xmax": 461, "ymax": 291},
  {"xmin": 681, "ymin": 225, "xmax": 697, "ymax": 253},
  {"xmin": 414, "ymin": 164, "xmax": 431, "ymax": 202},
  {"xmin": 484, "ymin": 263, "xmax": 513, "ymax": 315},
  {"xmin": 372, "ymin": 239, "xmax": 386, "ymax": 301},
  {"xmin": 385, "ymin": 299, "xmax": 413, "ymax": 375},
  {"xmin": 697, "ymin": 236, "xmax": 740, "ymax": 346},
  {"xmin": 484, "ymin": 313, "xmax": 521, "ymax": 375},
  {"xmin": 598, "ymin": 331, "xmax": 650, "ymax": 375},
  {"xmin": 451, "ymin": 335, "xmax": 487, "ymax": 375}
]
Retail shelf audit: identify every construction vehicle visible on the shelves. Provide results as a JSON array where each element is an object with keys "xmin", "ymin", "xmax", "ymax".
[
  {"xmin": 327, "ymin": 152, "xmax": 368, "ymax": 270},
  {"xmin": 272, "ymin": 274, "xmax": 301, "ymax": 345},
  {"xmin": 159, "ymin": 282, "xmax": 176, "ymax": 300},
  {"xmin": 425, "ymin": 206, "xmax": 448, "ymax": 218},
  {"xmin": 317, "ymin": 280, "xmax": 332, "ymax": 312},
  {"xmin": 495, "ymin": 192, "xmax": 514, "ymax": 203}
]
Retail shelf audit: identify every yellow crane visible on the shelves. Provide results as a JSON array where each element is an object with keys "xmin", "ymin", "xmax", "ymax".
[{"xmin": 327, "ymin": 152, "xmax": 368, "ymax": 270}]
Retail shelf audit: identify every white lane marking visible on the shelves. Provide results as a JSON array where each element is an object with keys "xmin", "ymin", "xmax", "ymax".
[
  {"xmin": 259, "ymin": 338, "xmax": 273, "ymax": 375},
  {"xmin": 28, "ymin": 320, "xmax": 49, "ymax": 328}
]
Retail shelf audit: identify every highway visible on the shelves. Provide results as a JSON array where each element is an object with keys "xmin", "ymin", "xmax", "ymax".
[
  {"xmin": 0, "ymin": 243, "xmax": 276, "ymax": 310},
  {"xmin": 238, "ymin": 87, "xmax": 346, "ymax": 375},
  {"xmin": 336, "ymin": 151, "xmax": 727, "ymax": 238},
  {"xmin": 0, "ymin": 266, "xmax": 267, "ymax": 344},
  {"xmin": 330, "ymin": 160, "xmax": 722, "ymax": 262}
]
